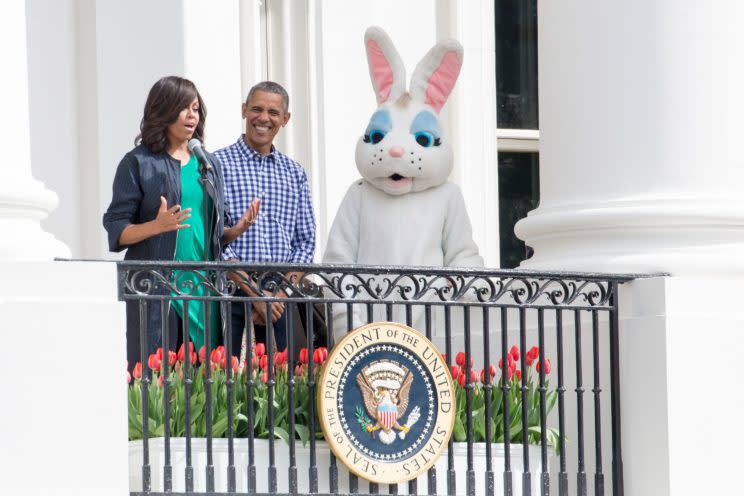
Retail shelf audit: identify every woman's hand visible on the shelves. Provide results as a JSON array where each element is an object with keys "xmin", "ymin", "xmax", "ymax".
[
  {"xmin": 223, "ymin": 198, "xmax": 260, "ymax": 244},
  {"xmin": 117, "ymin": 196, "xmax": 190, "ymax": 247},
  {"xmin": 154, "ymin": 196, "xmax": 191, "ymax": 233}
]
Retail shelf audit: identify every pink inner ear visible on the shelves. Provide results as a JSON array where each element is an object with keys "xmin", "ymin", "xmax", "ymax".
[
  {"xmin": 425, "ymin": 51, "xmax": 461, "ymax": 113},
  {"xmin": 367, "ymin": 39, "xmax": 394, "ymax": 103}
]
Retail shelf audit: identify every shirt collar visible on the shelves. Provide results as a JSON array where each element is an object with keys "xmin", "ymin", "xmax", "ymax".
[{"xmin": 236, "ymin": 135, "xmax": 276, "ymax": 160}]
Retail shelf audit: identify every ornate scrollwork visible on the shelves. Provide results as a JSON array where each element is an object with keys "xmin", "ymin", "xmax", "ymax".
[{"xmin": 119, "ymin": 263, "xmax": 615, "ymax": 308}]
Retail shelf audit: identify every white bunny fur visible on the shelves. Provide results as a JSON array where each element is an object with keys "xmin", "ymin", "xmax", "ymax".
[{"xmin": 323, "ymin": 27, "xmax": 483, "ymax": 339}]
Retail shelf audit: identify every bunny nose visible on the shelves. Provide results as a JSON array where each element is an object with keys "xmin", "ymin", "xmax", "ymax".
[{"xmin": 389, "ymin": 146, "xmax": 405, "ymax": 158}]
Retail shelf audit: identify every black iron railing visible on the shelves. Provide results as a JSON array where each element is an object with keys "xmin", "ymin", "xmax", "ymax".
[{"xmin": 119, "ymin": 261, "xmax": 639, "ymax": 496}]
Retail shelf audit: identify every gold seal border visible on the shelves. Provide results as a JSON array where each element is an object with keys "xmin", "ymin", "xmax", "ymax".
[{"xmin": 317, "ymin": 322, "xmax": 456, "ymax": 485}]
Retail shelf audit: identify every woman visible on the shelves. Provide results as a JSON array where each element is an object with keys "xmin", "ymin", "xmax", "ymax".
[{"xmin": 103, "ymin": 76, "xmax": 258, "ymax": 373}]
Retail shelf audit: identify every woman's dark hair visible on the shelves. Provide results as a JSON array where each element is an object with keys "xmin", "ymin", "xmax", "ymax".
[{"xmin": 136, "ymin": 76, "xmax": 206, "ymax": 153}]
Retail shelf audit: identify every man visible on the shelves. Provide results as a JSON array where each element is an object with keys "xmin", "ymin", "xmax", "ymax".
[{"xmin": 216, "ymin": 81, "xmax": 316, "ymax": 353}]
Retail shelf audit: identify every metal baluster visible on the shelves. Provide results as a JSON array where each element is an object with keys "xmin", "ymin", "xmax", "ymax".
[
  {"xmin": 306, "ymin": 303, "xmax": 318, "ymax": 494},
  {"xmin": 555, "ymin": 310, "xmax": 567, "ymax": 496},
  {"xmin": 327, "ymin": 302, "xmax": 339, "ymax": 494},
  {"xmin": 500, "ymin": 308, "xmax": 513, "ymax": 496},
  {"xmin": 386, "ymin": 302, "xmax": 393, "ymax": 322},
  {"xmin": 246, "ymin": 303, "xmax": 256, "ymax": 494},
  {"xmin": 367, "ymin": 303, "xmax": 379, "ymax": 496},
  {"xmin": 204, "ymin": 299, "xmax": 215, "ymax": 491},
  {"xmin": 225, "ymin": 299, "xmax": 236, "ymax": 492},
  {"xmin": 406, "ymin": 303, "xmax": 415, "ymax": 496},
  {"xmin": 288, "ymin": 302, "xmax": 298, "ymax": 494},
  {"xmin": 424, "ymin": 304, "xmax": 437, "ymax": 496},
  {"xmin": 183, "ymin": 300, "xmax": 194, "ymax": 492},
  {"xmin": 267, "ymin": 302, "xmax": 277, "ymax": 493},
  {"xmin": 574, "ymin": 310, "xmax": 587, "ymax": 496},
  {"xmin": 346, "ymin": 302, "xmax": 358, "ymax": 494},
  {"xmin": 464, "ymin": 306, "xmax": 475, "ymax": 496},
  {"xmin": 139, "ymin": 300, "xmax": 151, "ymax": 493},
  {"xmin": 519, "ymin": 308, "xmax": 531, "ymax": 496},
  {"xmin": 609, "ymin": 283, "xmax": 624, "ymax": 496},
  {"xmin": 445, "ymin": 306, "xmax": 455, "ymax": 496},
  {"xmin": 537, "ymin": 309, "xmax": 549, "ymax": 496},
  {"xmin": 592, "ymin": 310, "xmax": 604, "ymax": 496},
  {"xmin": 483, "ymin": 307, "xmax": 495, "ymax": 496},
  {"xmin": 161, "ymin": 300, "xmax": 172, "ymax": 492}
]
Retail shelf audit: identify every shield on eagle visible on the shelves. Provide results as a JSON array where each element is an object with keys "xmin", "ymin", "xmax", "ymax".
[{"xmin": 377, "ymin": 401, "xmax": 398, "ymax": 431}]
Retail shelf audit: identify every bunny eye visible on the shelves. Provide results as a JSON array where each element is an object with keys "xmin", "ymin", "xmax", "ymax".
[
  {"xmin": 414, "ymin": 131, "xmax": 435, "ymax": 148},
  {"xmin": 369, "ymin": 130, "xmax": 386, "ymax": 144}
]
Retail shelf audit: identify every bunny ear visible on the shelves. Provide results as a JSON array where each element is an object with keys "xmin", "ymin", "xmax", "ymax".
[
  {"xmin": 364, "ymin": 26, "xmax": 406, "ymax": 105},
  {"xmin": 409, "ymin": 39, "xmax": 463, "ymax": 113}
]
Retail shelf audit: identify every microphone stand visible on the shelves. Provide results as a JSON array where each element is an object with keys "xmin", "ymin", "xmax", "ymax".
[{"xmin": 197, "ymin": 159, "xmax": 218, "ymax": 355}]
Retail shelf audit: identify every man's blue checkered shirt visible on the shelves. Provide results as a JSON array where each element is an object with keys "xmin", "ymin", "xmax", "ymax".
[{"xmin": 216, "ymin": 136, "xmax": 316, "ymax": 263}]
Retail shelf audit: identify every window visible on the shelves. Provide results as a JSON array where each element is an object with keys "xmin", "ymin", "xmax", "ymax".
[{"xmin": 496, "ymin": 0, "xmax": 539, "ymax": 268}]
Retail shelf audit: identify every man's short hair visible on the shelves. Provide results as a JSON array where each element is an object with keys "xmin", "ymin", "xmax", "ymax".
[{"xmin": 246, "ymin": 81, "xmax": 289, "ymax": 113}]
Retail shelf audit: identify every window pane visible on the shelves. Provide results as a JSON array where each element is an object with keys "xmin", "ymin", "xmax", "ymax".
[
  {"xmin": 499, "ymin": 152, "xmax": 539, "ymax": 268},
  {"xmin": 495, "ymin": 0, "xmax": 538, "ymax": 129}
]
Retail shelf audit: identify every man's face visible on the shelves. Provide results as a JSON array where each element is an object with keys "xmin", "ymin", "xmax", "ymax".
[{"xmin": 242, "ymin": 90, "xmax": 290, "ymax": 154}]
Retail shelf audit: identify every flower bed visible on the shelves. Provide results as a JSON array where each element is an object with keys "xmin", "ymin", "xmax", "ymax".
[{"xmin": 128, "ymin": 343, "xmax": 558, "ymax": 452}]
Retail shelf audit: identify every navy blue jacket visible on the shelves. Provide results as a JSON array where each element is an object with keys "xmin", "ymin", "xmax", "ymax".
[{"xmin": 103, "ymin": 144, "xmax": 228, "ymax": 260}]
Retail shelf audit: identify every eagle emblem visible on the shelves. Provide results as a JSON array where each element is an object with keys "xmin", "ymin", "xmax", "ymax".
[{"xmin": 355, "ymin": 359, "xmax": 421, "ymax": 445}]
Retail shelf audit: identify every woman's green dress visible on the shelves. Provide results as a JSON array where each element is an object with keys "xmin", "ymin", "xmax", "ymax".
[{"xmin": 171, "ymin": 155, "xmax": 219, "ymax": 351}]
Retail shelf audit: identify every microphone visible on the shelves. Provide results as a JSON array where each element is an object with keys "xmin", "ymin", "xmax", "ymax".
[{"xmin": 188, "ymin": 138, "xmax": 213, "ymax": 172}]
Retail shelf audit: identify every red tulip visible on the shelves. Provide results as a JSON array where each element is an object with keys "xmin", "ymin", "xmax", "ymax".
[
  {"xmin": 450, "ymin": 365, "xmax": 461, "ymax": 381},
  {"xmin": 210, "ymin": 346, "xmax": 225, "ymax": 365},
  {"xmin": 198, "ymin": 345, "xmax": 207, "ymax": 363},
  {"xmin": 251, "ymin": 355, "xmax": 260, "ymax": 370},
  {"xmin": 148, "ymin": 353, "xmax": 161, "ymax": 371},
  {"xmin": 526, "ymin": 346, "xmax": 539, "ymax": 366},
  {"xmin": 536, "ymin": 359, "xmax": 551, "ymax": 375},
  {"xmin": 274, "ymin": 349, "xmax": 287, "ymax": 366},
  {"xmin": 509, "ymin": 345, "xmax": 520, "ymax": 362},
  {"xmin": 470, "ymin": 370, "xmax": 478, "ymax": 383},
  {"xmin": 313, "ymin": 347, "xmax": 328, "ymax": 364},
  {"xmin": 455, "ymin": 352, "xmax": 472, "ymax": 368},
  {"xmin": 177, "ymin": 343, "xmax": 195, "ymax": 362},
  {"xmin": 261, "ymin": 370, "xmax": 269, "ymax": 384},
  {"xmin": 260, "ymin": 355, "xmax": 268, "ymax": 369},
  {"xmin": 221, "ymin": 355, "xmax": 239, "ymax": 374},
  {"xmin": 158, "ymin": 375, "xmax": 165, "ymax": 387},
  {"xmin": 167, "ymin": 350, "xmax": 177, "ymax": 367},
  {"xmin": 299, "ymin": 348, "xmax": 309, "ymax": 364},
  {"xmin": 515, "ymin": 370, "xmax": 522, "ymax": 381},
  {"xmin": 126, "ymin": 370, "xmax": 132, "ymax": 383},
  {"xmin": 155, "ymin": 347, "xmax": 164, "ymax": 360},
  {"xmin": 132, "ymin": 362, "xmax": 142, "ymax": 380},
  {"xmin": 255, "ymin": 342, "xmax": 266, "ymax": 357},
  {"xmin": 480, "ymin": 365, "xmax": 497, "ymax": 383},
  {"xmin": 458, "ymin": 372, "xmax": 466, "ymax": 387},
  {"xmin": 295, "ymin": 364, "xmax": 305, "ymax": 376},
  {"xmin": 498, "ymin": 354, "xmax": 515, "ymax": 372}
]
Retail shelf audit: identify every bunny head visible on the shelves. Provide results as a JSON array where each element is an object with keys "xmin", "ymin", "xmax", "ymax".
[{"xmin": 355, "ymin": 27, "xmax": 463, "ymax": 196}]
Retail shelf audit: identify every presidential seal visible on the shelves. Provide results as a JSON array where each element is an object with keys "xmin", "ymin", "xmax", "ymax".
[{"xmin": 317, "ymin": 322, "xmax": 455, "ymax": 484}]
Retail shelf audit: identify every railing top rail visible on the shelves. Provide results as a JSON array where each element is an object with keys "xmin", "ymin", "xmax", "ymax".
[{"xmin": 111, "ymin": 259, "xmax": 660, "ymax": 283}]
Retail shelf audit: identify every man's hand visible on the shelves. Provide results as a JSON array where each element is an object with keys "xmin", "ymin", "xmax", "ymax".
[
  {"xmin": 237, "ymin": 198, "xmax": 261, "ymax": 232},
  {"xmin": 223, "ymin": 198, "xmax": 260, "ymax": 244},
  {"xmin": 251, "ymin": 291, "xmax": 285, "ymax": 325}
]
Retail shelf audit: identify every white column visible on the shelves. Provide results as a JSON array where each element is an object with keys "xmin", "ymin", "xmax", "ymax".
[
  {"xmin": 1, "ymin": 3, "xmax": 127, "ymax": 496},
  {"xmin": 516, "ymin": 0, "xmax": 744, "ymax": 276},
  {"xmin": 0, "ymin": 1, "xmax": 69, "ymax": 260},
  {"xmin": 518, "ymin": 2, "xmax": 744, "ymax": 495}
]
